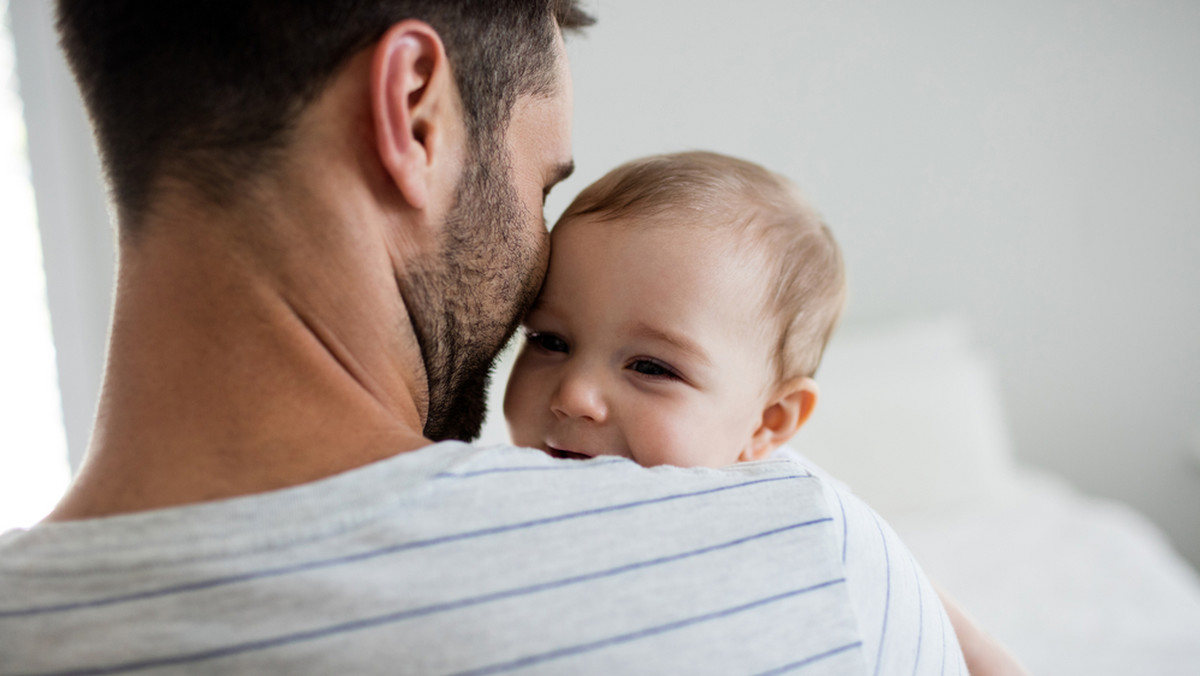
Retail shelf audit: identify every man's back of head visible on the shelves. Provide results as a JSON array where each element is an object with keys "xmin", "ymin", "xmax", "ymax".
[
  {"xmin": 56, "ymin": 0, "xmax": 592, "ymax": 230},
  {"xmin": 44, "ymin": 0, "xmax": 588, "ymax": 519}
]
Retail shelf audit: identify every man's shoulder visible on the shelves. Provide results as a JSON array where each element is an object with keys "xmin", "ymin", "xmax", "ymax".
[
  {"xmin": 451, "ymin": 441, "xmax": 825, "ymax": 489},
  {"xmin": 1, "ymin": 444, "xmax": 877, "ymax": 675},
  {"xmin": 436, "ymin": 443, "xmax": 835, "ymax": 520},
  {"xmin": 0, "ymin": 443, "xmax": 833, "ymax": 568}
]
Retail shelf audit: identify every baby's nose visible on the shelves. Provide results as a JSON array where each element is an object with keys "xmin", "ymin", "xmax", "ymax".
[{"xmin": 550, "ymin": 368, "xmax": 608, "ymax": 423}]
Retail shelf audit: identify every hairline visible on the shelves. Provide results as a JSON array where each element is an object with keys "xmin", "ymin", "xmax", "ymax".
[{"xmin": 554, "ymin": 160, "xmax": 844, "ymax": 384}]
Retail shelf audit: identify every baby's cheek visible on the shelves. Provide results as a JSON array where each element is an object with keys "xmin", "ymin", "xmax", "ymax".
[
  {"xmin": 616, "ymin": 402, "xmax": 678, "ymax": 466},
  {"xmin": 701, "ymin": 401, "xmax": 765, "ymax": 467},
  {"xmin": 636, "ymin": 410, "xmax": 733, "ymax": 468},
  {"xmin": 503, "ymin": 360, "xmax": 541, "ymax": 441}
]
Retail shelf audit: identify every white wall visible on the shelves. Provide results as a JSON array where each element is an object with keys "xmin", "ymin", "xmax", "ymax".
[
  {"xmin": 541, "ymin": 0, "xmax": 1200, "ymax": 566},
  {"xmin": 14, "ymin": 1, "xmax": 1200, "ymax": 567},
  {"xmin": 10, "ymin": 0, "xmax": 114, "ymax": 473}
]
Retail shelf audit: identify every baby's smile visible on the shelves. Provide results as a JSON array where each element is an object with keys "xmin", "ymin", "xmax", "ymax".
[{"xmin": 544, "ymin": 446, "xmax": 593, "ymax": 461}]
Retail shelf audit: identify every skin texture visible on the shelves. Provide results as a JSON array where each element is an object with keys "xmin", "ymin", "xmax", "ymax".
[
  {"xmin": 939, "ymin": 588, "xmax": 1032, "ymax": 676},
  {"xmin": 47, "ymin": 22, "xmax": 574, "ymax": 520},
  {"xmin": 400, "ymin": 35, "xmax": 577, "ymax": 442},
  {"xmin": 504, "ymin": 214, "xmax": 819, "ymax": 467}
]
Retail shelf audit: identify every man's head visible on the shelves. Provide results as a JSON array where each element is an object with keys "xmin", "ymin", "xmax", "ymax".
[
  {"xmin": 56, "ymin": 1, "xmax": 591, "ymax": 228},
  {"xmin": 402, "ymin": 57, "xmax": 578, "ymax": 441},
  {"xmin": 56, "ymin": 1, "xmax": 593, "ymax": 442},
  {"xmin": 504, "ymin": 151, "xmax": 846, "ymax": 467}
]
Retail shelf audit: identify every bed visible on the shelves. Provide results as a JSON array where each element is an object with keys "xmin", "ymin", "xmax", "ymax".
[{"xmin": 793, "ymin": 318, "xmax": 1200, "ymax": 675}]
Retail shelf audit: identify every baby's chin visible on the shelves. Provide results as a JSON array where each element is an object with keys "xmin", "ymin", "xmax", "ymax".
[
  {"xmin": 510, "ymin": 432, "xmax": 739, "ymax": 469},
  {"xmin": 631, "ymin": 446, "xmax": 748, "ymax": 469}
]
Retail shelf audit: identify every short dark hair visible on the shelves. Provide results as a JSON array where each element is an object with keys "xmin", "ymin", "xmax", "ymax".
[{"xmin": 55, "ymin": 1, "xmax": 594, "ymax": 229}]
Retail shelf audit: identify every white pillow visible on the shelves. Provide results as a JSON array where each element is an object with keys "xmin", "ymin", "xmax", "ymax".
[{"xmin": 791, "ymin": 318, "xmax": 1016, "ymax": 516}]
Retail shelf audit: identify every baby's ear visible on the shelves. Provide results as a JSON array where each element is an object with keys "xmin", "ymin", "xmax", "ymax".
[{"xmin": 739, "ymin": 378, "xmax": 819, "ymax": 462}]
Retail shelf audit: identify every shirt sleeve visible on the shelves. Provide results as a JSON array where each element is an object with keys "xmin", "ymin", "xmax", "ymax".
[{"xmin": 780, "ymin": 449, "xmax": 969, "ymax": 676}]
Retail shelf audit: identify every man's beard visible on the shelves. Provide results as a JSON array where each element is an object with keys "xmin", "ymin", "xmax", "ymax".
[{"xmin": 401, "ymin": 145, "xmax": 548, "ymax": 442}]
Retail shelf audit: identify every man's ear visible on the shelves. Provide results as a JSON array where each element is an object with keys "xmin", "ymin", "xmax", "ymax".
[
  {"xmin": 371, "ymin": 20, "xmax": 460, "ymax": 213},
  {"xmin": 739, "ymin": 378, "xmax": 819, "ymax": 463}
]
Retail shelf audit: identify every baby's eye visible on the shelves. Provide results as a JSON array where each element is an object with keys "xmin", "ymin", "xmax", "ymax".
[
  {"xmin": 526, "ymin": 331, "xmax": 569, "ymax": 354},
  {"xmin": 628, "ymin": 358, "xmax": 681, "ymax": 380}
]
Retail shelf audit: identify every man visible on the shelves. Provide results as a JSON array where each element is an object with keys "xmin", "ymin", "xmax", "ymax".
[{"xmin": 0, "ymin": 2, "xmax": 1020, "ymax": 673}]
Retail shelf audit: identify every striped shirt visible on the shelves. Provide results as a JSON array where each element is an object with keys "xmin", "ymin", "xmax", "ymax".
[{"xmin": 0, "ymin": 442, "xmax": 966, "ymax": 675}]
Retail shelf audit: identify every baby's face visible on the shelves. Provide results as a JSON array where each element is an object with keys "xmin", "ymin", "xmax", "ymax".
[{"xmin": 503, "ymin": 215, "xmax": 778, "ymax": 467}]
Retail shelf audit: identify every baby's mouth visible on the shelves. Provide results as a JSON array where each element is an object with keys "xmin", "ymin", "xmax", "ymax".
[{"xmin": 546, "ymin": 446, "xmax": 593, "ymax": 461}]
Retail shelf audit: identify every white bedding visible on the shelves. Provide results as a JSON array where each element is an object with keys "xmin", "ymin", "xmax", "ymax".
[
  {"xmin": 890, "ymin": 469, "xmax": 1200, "ymax": 675},
  {"xmin": 794, "ymin": 318, "xmax": 1200, "ymax": 674}
]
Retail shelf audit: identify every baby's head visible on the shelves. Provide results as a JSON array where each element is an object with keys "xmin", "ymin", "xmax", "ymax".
[{"xmin": 504, "ymin": 151, "xmax": 845, "ymax": 467}]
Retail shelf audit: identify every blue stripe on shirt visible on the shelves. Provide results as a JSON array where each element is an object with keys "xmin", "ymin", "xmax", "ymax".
[
  {"xmin": 449, "ymin": 580, "xmax": 849, "ymax": 676},
  {"xmin": 0, "ymin": 474, "xmax": 812, "ymax": 619},
  {"xmin": 435, "ymin": 458, "xmax": 813, "ymax": 479},
  {"xmin": 13, "ymin": 523, "xmax": 837, "ymax": 676},
  {"xmin": 872, "ymin": 513, "xmax": 892, "ymax": 676},
  {"xmin": 434, "ymin": 457, "xmax": 629, "ymax": 478},
  {"xmin": 834, "ymin": 484, "xmax": 849, "ymax": 563},
  {"xmin": 750, "ymin": 641, "xmax": 865, "ymax": 676}
]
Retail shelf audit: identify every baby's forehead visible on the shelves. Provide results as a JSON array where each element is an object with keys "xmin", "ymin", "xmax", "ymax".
[
  {"xmin": 549, "ymin": 209, "xmax": 776, "ymax": 313},
  {"xmin": 552, "ymin": 208, "xmax": 750, "ymax": 250}
]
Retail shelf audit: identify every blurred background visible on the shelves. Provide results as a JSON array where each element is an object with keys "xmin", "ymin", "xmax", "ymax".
[
  {"xmin": 541, "ymin": 0, "xmax": 1200, "ymax": 571},
  {"xmin": 3, "ymin": 0, "xmax": 1198, "ymax": 579}
]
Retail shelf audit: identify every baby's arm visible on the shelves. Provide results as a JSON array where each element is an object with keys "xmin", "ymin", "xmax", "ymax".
[{"xmin": 936, "ymin": 587, "xmax": 1029, "ymax": 676}]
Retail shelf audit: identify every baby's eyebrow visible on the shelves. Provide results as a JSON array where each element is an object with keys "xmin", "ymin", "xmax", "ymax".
[{"xmin": 630, "ymin": 322, "xmax": 711, "ymax": 367}]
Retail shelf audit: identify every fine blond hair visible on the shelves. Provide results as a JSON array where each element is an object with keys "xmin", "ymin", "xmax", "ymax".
[{"xmin": 558, "ymin": 151, "xmax": 846, "ymax": 382}]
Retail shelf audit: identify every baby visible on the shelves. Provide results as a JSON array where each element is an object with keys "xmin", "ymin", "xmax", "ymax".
[
  {"xmin": 504, "ymin": 151, "xmax": 844, "ymax": 467},
  {"xmin": 501, "ymin": 156, "xmax": 1027, "ymax": 674}
]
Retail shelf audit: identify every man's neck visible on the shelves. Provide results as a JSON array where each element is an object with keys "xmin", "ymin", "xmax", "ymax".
[{"xmin": 48, "ymin": 191, "xmax": 433, "ymax": 521}]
